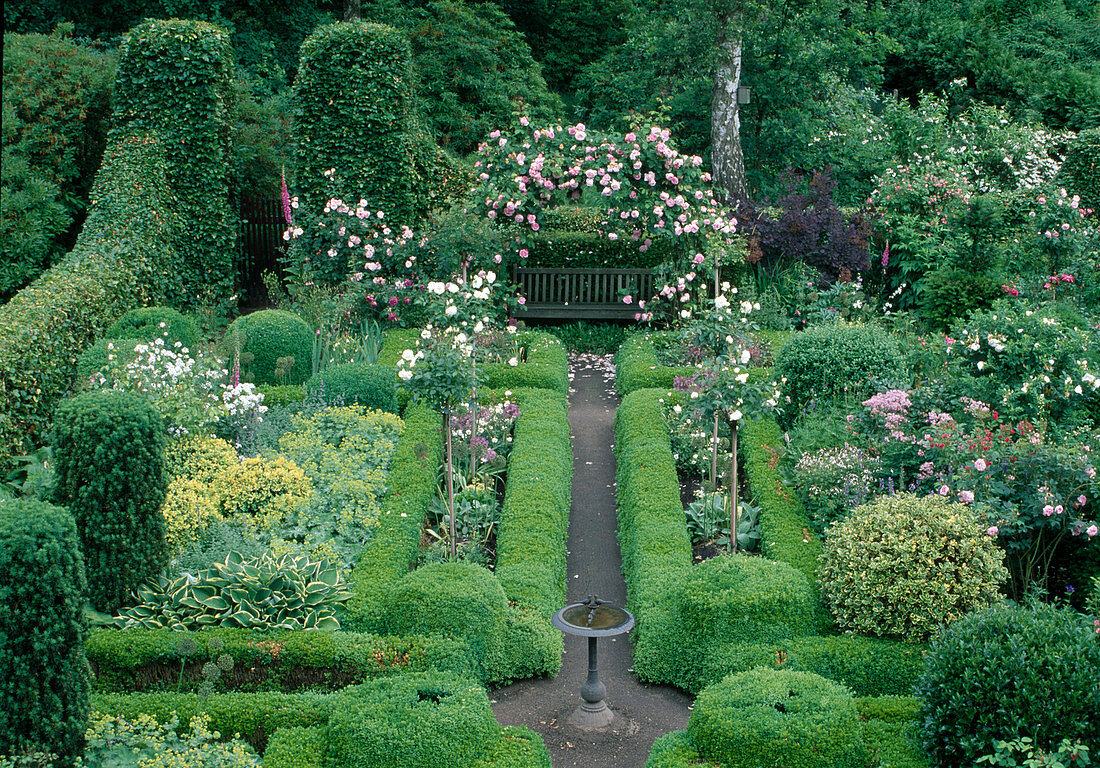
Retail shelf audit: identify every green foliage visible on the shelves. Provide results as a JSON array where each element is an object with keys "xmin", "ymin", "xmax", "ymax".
[
  {"xmin": 53, "ymin": 390, "xmax": 168, "ymax": 613},
  {"xmin": 115, "ymin": 551, "xmax": 352, "ymax": 631},
  {"xmin": 345, "ymin": 402, "xmax": 441, "ymax": 630},
  {"xmin": 613, "ymin": 388, "xmax": 695, "ymax": 683},
  {"xmin": 916, "ymin": 601, "xmax": 1100, "ymax": 767},
  {"xmin": 644, "ymin": 732, "xmax": 714, "ymax": 768},
  {"xmin": 688, "ymin": 668, "xmax": 867, "ymax": 768},
  {"xmin": 1, "ymin": 30, "xmax": 114, "ymax": 296},
  {"xmin": 224, "ymin": 309, "xmax": 314, "ymax": 386},
  {"xmin": 77, "ymin": 711, "xmax": 260, "ymax": 767},
  {"xmin": 210, "ymin": 455, "xmax": 313, "ymax": 530},
  {"xmin": 1060, "ymin": 127, "xmax": 1100, "ymax": 211},
  {"xmin": 0, "ymin": 150, "xmax": 71, "ymax": 298},
  {"xmin": 255, "ymin": 384, "xmax": 305, "ymax": 408},
  {"xmin": 543, "ymin": 322, "xmax": 626, "ymax": 354},
  {"xmin": 106, "ymin": 307, "xmax": 201, "ymax": 349},
  {"xmin": 89, "ymin": 690, "xmax": 334, "ymax": 754},
  {"xmin": 262, "ymin": 727, "xmax": 326, "ymax": 768},
  {"xmin": 473, "ymin": 725, "xmax": 552, "ymax": 768},
  {"xmin": 822, "ymin": 493, "xmax": 1007, "ymax": 642},
  {"xmin": 0, "ymin": 500, "xmax": 90, "ymax": 767},
  {"xmin": 381, "ymin": 563, "xmax": 509, "ymax": 683},
  {"xmin": 364, "ymin": 0, "xmax": 561, "ymax": 156},
  {"xmin": 0, "ymin": 132, "xmax": 180, "ymax": 463},
  {"xmin": 979, "ymin": 737, "xmax": 1092, "ymax": 768},
  {"xmin": 326, "ymin": 671, "xmax": 498, "ymax": 768},
  {"xmin": 656, "ymin": 554, "xmax": 817, "ymax": 690},
  {"xmin": 526, "ymin": 230, "xmax": 675, "ymax": 269},
  {"xmin": 922, "ymin": 267, "xmax": 1003, "ymax": 331},
  {"xmin": 493, "ymin": 388, "xmax": 572, "ymax": 678},
  {"xmin": 113, "ymin": 18, "xmax": 235, "ymax": 306},
  {"xmin": 614, "ymin": 334, "xmax": 695, "ymax": 395},
  {"xmin": 165, "ymin": 435, "xmax": 238, "ymax": 484},
  {"xmin": 294, "ymin": 22, "xmax": 415, "ymax": 222},
  {"xmin": 306, "ymin": 363, "xmax": 398, "ymax": 413},
  {"xmin": 481, "ymin": 332, "xmax": 569, "ymax": 394},
  {"xmin": 775, "ymin": 323, "xmax": 908, "ymax": 427},
  {"xmin": 74, "ymin": 338, "xmax": 145, "ymax": 385},
  {"xmin": 85, "ymin": 627, "xmax": 475, "ymax": 694},
  {"xmin": 276, "ymin": 406, "xmax": 403, "ymax": 568}
]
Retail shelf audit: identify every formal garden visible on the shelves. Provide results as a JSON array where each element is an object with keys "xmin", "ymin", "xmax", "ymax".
[{"xmin": 2, "ymin": 1, "xmax": 1100, "ymax": 766}]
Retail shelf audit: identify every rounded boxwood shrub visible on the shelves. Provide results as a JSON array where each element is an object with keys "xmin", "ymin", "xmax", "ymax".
[
  {"xmin": 916, "ymin": 601, "xmax": 1100, "ymax": 767},
  {"xmin": 306, "ymin": 362, "xmax": 398, "ymax": 413},
  {"xmin": 106, "ymin": 306, "xmax": 201, "ymax": 348},
  {"xmin": 0, "ymin": 499, "xmax": 90, "ymax": 767},
  {"xmin": 381, "ymin": 562, "xmax": 508, "ymax": 683},
  {"xmin": 223, "ymin": 309, "xmax": 314, "ymax": 386},
  {"xmin": 75, "ymin": 337, "xmax": 144, "ymax": 384},
  {"xmin": 688, "ymin": 668, "xmax": 867, "ymax": 768},
  {"xmin": 53, "ymin": 390, "xmax": 168, "ymax": 613},
  {"xmin": 164, "ymin": 435, "xmax": 238, "ymax": 483},
  {"xmin": 326, "ymin": 671, "xmax": 497, "ymax": 768},
  {"xmin": 775, "ymin": 322, "xmax": 907, "ymax": 427},
  {"xmin": 821, "ymin": 494, "xmax": 1006, "ymax": 642}
]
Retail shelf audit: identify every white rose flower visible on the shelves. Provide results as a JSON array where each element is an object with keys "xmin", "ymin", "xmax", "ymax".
[
  {"xmin": 398, "ymin": 369, "xmax": 413, "ymax": 381},
  {"xmin": 445, "ymin": 305, "xmax": 458, "ymax": 316},
  {"xmin": 402, "ymin": 349, "xmax": 415, "ymax": 362}
]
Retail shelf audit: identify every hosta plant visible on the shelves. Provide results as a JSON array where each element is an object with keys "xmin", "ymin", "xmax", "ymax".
[{"xmin": 115, "ymin": 551, "xmax": 351, "ymax": 631}]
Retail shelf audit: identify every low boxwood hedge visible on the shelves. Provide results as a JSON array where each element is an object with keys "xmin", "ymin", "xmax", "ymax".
[
  {"xmin": 346, "ymin": 386, "xmax": 571, "ymax": 685},
  {"xmin": 614, "ymin": 334, "xmax": 695, "ymax": 396},
  {"xmin": 84, "ymin": 627, "xmax": 475, "ymax": 693},
  {"xmin": 615, "ymin": 386, "xmax": 924, "ymax": 697}
]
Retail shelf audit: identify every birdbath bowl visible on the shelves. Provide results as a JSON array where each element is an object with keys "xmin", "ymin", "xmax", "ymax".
[{"xmin": 551, "ymin": 595, "xmax": 634, "ymax": 730}]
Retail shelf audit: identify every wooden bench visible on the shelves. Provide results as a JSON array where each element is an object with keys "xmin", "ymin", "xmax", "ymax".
[{"xmin": 513, "ymin": 267, "xmax": 653, "ymax": 321}]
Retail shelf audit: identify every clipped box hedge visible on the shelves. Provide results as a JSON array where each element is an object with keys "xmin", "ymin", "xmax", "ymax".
[
  {"xmin": 0, "ymin": 132, "xmax": 179, "ymax": 463},
  {"xmin": 91, "ymin": 673, "xmax": 553, "ymax": 766},
  {"xmin": 356, "ymin": 385, "xmax": 572, "ymax": 684},
  {"xmin": 614, "ymin": 385, "xmax": 923, "ymax": 696},
  {"xmin": 85, "ymin": 627, "xmax": 475, "ymax": 694}
]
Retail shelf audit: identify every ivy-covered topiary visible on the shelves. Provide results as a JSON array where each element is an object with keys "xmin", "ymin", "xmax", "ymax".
[
  {"xmin": 53, "ymin": 390, "xmax": 169, "ymax": 613},
  {"xmin": 112, "ymin": 18, "xmax": 236, "ymax": 306},
  {"xmin": 775, "ymin": 322, "xmax": 907, "ymax": 428},
  {"xmin": 306, "ymin": 362, "xmax": 399, "ymax": 413},
  {"xmin": 293, "ymin": 22, "xmax": 415, "ymax": 222},
  {"xmin": 917, "ymin": 601, "xmax": 1100, "ymax": 767},
  {"xmin": 223, "ymin": 309, "xmax": 315, "ymax": 386},
  {"xmin": 0, "ymin": 499, "xmax": 90, "ymax": 767},
  {"xmin": 327, "ymin": 671, "xmax": 498, "ymax": 768},
  {"xmin": 106, "ymin": 306, "xmax": 201, "ymax": 348},
  {"xmin": 688, "ymin": 668, "xmax": 867, "ymax": 768},
  {"xmin": 821, "ymin": 493, "xmax": 1007, "ymax": 642},
  {"xmin": 0, "ymin": 131, "xmax": 180, "ymax": 464}
]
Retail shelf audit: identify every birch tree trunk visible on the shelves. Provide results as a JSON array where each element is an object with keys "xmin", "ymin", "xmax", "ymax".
[{"xmin": 712, "ymin": 8, "xmax": 748, "ymax": 202}]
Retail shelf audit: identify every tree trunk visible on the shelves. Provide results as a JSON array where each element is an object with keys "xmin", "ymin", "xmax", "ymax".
[
  {"xmin": 444, "ymin": 409, "xmax": 456, "ymax": 559},
  {"xmin": 729, "ymin": 418, "xmax": 739, "ymax": 552},
  {"xmin": 712, "ymin": 9, "xmax": 748, "ymax": 202},
  {"xmin": 343, "ymin": 0, "xmax": 361, "ymax": 21}
]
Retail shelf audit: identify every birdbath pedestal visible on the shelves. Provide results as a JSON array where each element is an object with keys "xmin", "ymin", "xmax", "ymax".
[{"xmin": 551, "ymin": 594, "xmax": 635, "ymax": 730}]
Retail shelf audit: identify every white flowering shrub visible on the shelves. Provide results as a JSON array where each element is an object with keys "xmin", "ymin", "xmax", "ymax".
[{"xmin": 90, "ymin": 337, "xmax": 266, "ymax": 441}]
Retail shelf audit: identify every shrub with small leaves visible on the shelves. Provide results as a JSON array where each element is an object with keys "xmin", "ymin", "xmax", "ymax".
[
  {"xmin": 688, "ymin": 668, "xmax": 867, "ymax": 768},
  {"xmin": 164, "ymin": 436, "xmax": 238, "ymax": 483},
  {"xmin": 53, "ymin": 390, "xmax": 168, "ymax": 613},
  {"xmin": 223, "ymin": 309, "xmax": 314, "ymax": 386},
  {"xmin": 821, "ymin": 493, "xmax": 1007, "ymax": 642},
  {"xmin": 0, "ymin": 499, "xmax": 90, "ymax": 767},
  {"xmin": 115, "ymin": 551, "xmax": 352, "ymax": 631},
  {"xmin": 106, "ymin": 306, "xmax": 201, "ymax": 348},
  {"xmin": 775, "ymin": 322, "xmax": 907, "ymax": 428},
  {"xmin": 917, "ymin": 601, "xmax": 1100, "ymax": 767},
  {"xmin": 210, "ymin": 454, "xmax": 313, "ymax": 531}
]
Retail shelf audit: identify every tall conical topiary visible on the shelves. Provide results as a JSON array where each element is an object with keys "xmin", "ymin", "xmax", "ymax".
[
  {"xmin": 53, "ymin": 390, "xmax": 168, "ymax": 612},
  {"xmin": 0, "ymin": 499, "xmax": 91, "ymax": 766}
]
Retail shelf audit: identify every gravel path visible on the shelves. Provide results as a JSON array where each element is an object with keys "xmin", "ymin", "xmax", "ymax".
[{"xmin": 491, "ymin": 354, "xmax": 691, "ymax": 768}]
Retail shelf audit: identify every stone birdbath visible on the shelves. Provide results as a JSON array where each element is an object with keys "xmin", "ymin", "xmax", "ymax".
[{"xmin": 551, "ymin": 594, "xmax": 635, "ymax": 730}]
